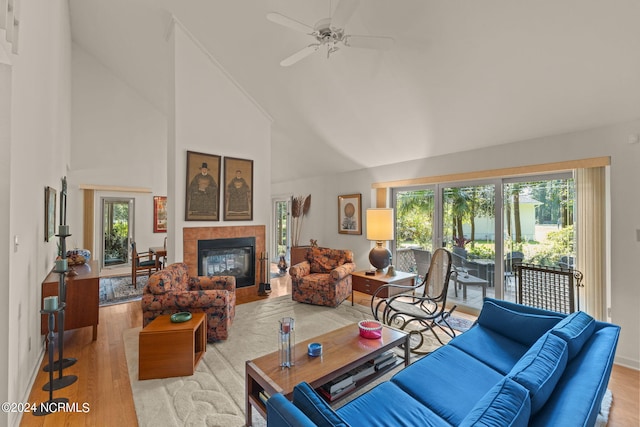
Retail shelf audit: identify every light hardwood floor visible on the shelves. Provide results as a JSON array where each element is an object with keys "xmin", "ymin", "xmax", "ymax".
[{"xmin": 20, "ymin": 274, "xmax": 639, "ymax": 426}]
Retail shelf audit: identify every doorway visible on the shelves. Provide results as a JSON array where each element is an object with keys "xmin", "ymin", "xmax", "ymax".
[
  {"xmin": 101, "ymin": 197, "xmax": 134, "ymax": 268},
  {"xmin": 272, "ymin": 197, "xmax": 290, "ymax": 264}
]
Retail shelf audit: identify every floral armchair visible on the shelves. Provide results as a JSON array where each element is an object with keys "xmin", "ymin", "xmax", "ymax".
[
  {"xmin": 141, "ymin": 262, "xmax": 236, "ymax": 341},
  {"xmin": 289, "ymin": 247, "xmax": 356, "ymax": 307}
]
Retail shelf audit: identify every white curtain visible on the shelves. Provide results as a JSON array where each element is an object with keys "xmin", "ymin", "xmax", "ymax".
[{"xmin": 575, "ymin": 167, "xmax": 606, "ymax": 319}]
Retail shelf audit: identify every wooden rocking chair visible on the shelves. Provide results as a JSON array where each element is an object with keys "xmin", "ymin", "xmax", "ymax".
[{"xmin": 372, "ymin": 247, "xmax": 457, "ymax": 354}]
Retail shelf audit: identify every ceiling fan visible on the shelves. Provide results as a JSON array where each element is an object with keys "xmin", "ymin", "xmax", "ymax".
[{"xmin": 267, "ymin": 0, "xmax": 394, "ymax": 67}]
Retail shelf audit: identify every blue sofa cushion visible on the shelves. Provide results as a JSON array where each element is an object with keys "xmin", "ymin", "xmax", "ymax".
[
  {"xmin": 337, "ymin": 381, "xmax": 450, "ymax": 427},
  {"xmin": 449, "ymin": 325, "xmax": 530, "ymax": 375},
  {"xmin": 391, "ymin": 345, "xmax": 503, "ymax": 426},
  {"xmin": 508, "ymin": 332, "xmax": 568, "ymax": 414},
  {"xmin": 292, "ymin": 382, "xmax": 350, "ymax": 427},
  {"xmin": 459, "ymin": 378, "xmax": 531, "ymax": 427},
  {"xmin": 477, "ymin": 299, "xmax": 564, "ymax": 346},
  {"xmin": 549, "ymin": 311, "xmax": 595, "ymax": 360},
  {"xmin": 267, "ymin": 393, "xmax": 318, "ymax": 427}
]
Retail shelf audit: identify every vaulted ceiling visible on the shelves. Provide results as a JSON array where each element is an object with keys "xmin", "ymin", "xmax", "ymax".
[{"xmin": 69, "ymin": 0, "xmax": 640, "ymax": 183}]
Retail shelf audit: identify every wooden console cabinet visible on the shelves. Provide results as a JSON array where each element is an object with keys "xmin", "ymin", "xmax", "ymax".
[{"xmin": 40, "ymin": 260, "xmax": 100, "ymax": 340}]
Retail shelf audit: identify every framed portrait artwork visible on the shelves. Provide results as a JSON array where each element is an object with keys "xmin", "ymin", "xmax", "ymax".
[
  {"xmin": 185, "ymin": 151, "xmax": 221, "ymax": 221},
  {"xmin": 338, "ymin": 193, "xmax": 362, "ymax": 235},
  {"xmin": 223, "ymin": 157, "xmax": 253, "ymax": 221},
  {"xmin": 44, "ymin": 186, "xmax": 56, "ymax": 242},
  {"xmin": 153, "ymin": 196, "xmax": 167, "ymax": 233}
]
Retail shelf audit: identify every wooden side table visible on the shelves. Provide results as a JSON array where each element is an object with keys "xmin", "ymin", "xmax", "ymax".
[
  {"xmin": 138, "ymin": 313, "xmax": 207, "ymax": 380},
  {"xmin": 351, "ymin": 270, "xmax": 416, "ymax": 303}
]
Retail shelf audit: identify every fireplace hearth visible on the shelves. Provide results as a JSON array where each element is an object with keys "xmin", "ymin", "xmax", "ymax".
[
  {"xmin": 198, "ymin": 237, "xmax": 255, "ymax": 288},
  {"xmin": 184, "ymin": 226, "xmax": 265, "ymax": 294}
]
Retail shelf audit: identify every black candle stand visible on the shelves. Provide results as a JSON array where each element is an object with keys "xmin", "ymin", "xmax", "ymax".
[
  {"xmin": 42, "ymin": 250, "xmax": 77, "ymax": 373},
  {"xmin": 34, "ymin": 307, "xmax": 70, "ymax": 416},
  {"xmin": 42, "ymin": 177, "xmax": 77, "ymax": 386},
  {"xmin": 41, "ymin": 263, "xmax": 78, "ymax": 391}
]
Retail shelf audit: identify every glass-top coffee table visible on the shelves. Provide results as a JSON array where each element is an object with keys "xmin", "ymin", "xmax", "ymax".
[{"xmin": 245, "ymin": 323, "xmax": 409, "ymax": 426}]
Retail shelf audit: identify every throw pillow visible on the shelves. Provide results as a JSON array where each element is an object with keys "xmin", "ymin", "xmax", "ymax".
[
  {"xmin": 549, "ymin": 311, "xmax": 595, "ymax": 360},
  {"xmin": 460, "ymin": 378, "xmax": 531, "ymax": 427},
  {"xmin": 293, "ymin": 382, "xmax": 350, "ymax": 427},
  {"xmin": 309, "ymin": 248, "xmax": 343, "ymax": 273},
  {"xmin": 477, "ymin": 299, "xmax": 564, "ymax": 346},
  {"xmin": 508, "ymin": 332, "xmax": 568, "ymax": 414}
]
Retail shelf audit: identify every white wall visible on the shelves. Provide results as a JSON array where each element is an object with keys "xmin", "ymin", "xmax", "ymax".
[
  {"xmin": 0, "ymin": 59, "xmax": 12, "ymax": 427},
  {"xmin": 272, "ymin": 119, "xmax": 640, "ymax": 369},
  {"xmin": 5, "ymin": 1, "xmax": 72, "ymax": 426},
  {"xmin": 68, "ymin": 45, "xmax": 168, "ymax": 256},
  {"xmin": 167, "ymin": 22, "xmax": 271, "ymax": 263}
]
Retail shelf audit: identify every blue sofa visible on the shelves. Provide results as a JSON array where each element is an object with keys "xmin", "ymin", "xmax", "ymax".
[{"xmin": 266, "ymin": 298, "xmax": 620, "ymax": 427}]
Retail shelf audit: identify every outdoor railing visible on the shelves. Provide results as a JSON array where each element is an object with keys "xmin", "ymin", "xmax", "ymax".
[
  {"xmin": 395, "ymin": 248, "xmax": 418, "ymax": 275},
  {"xmin": 516, "ymin": 263, "xmax": 584, "ymax": 314}
]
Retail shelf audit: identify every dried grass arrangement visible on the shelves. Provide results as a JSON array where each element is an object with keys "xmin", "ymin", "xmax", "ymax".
[{"xmin": 291, "ymin": 194, "xmax": 311, "ymax": 247}]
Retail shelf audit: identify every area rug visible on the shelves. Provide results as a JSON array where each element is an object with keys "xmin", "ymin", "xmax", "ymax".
[
  {"xmin": 123, "ymin": 296, "xmax": 454, "ymax": 426},
  {"xmin": 595, "ymin": 389, "xmax": 613, "ymax": 427},
  {"xmin": 439, "ymin": 315, "xmax": 474, "ymax": 332},
  {"xmin": 99, "ymin": 275, "xmax": 146, "ymax": 306}
]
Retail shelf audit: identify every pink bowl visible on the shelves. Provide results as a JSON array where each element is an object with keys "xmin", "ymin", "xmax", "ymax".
[{"xmin": 358, "ymin": 320, "xmax": 383, "ymax": 339}]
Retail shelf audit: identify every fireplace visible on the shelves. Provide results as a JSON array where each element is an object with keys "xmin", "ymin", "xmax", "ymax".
[{"xmin": 198, "ymin": 237, "xmax": 255, "ymax": 288}]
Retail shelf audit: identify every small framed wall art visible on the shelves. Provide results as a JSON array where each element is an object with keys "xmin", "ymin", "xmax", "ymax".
[
  {"xmin": 338, "ymin": 193, "xmax": 362, "ymax": 235},
  {"xmin": 44, "ymin": 186, "xmax": 56, "ymax": 242},
  {"xmin": 153, "ymin": 196, "xmax": 167, "ymax": 233},
  {"xmin": 223, "ymin": 157, "xmax": 253, "ymax": 221},
  {"xmin": 185, "ymin": 151, "xmax": 221, "ymax": 221}
]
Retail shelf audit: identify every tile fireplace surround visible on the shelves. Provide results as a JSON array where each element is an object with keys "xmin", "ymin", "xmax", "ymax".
[{"xmin": 183, "ymin": 225, "xmax": 266, "ymax": 298}]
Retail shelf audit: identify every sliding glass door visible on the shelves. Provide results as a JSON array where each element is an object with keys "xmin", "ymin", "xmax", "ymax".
[
  {"xmin": 393, "ymin": 188, "xmax": 436, "ymax": 280},
  {"xmin": 442, "ymin": 183, "xmax": 497, "ymax": 310},
  {"xmin": 393, "ymin": 173, "xmax": 575, "ymax": 313},
  {"xmin": 503, "ymin": 175, "xmax": 575, "ymax": 301}
]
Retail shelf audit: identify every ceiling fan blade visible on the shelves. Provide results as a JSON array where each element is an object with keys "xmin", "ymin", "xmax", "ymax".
[
  {"xmin": 280, "ymin": 45, "xmax": 320, "ymax": 67},
  {"xmin": 267, "ymin": 12, "xmax": 314, "ymax": 34},
  {"xmin": 345, "ymin": 35, "xmax": 395, "ymax": 50},
  {"xmin": 331, "ymin": 0, "xmax": 360, "ymax": 30}
]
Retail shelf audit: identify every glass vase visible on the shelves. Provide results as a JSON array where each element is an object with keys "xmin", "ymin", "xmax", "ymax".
[{"xmin": 279, "ymin": 317, "xmax": 295, "ymax": 368}]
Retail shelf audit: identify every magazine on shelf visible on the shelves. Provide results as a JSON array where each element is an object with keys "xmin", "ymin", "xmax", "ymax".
[
  {"xmin": 258, "ymin": 390, "xmax": 271, "ymax": 405},
  {"xmin": 326, "ymin": 372, "xmax": 355, "ymax": 394},
  {"xmin": 372, "ymin": 350, "xmax": 396, "ymax": 366},
  {"xmin": 319, "ymin": 382, "xmax": 357, "ymax": 402},
  {"xmin": 350, "ymin": 361, "xmax": 376, "ymax": 382},
  {"xmin": 375, "ymin": 355, "xmax": 398, "ymax": 372}
]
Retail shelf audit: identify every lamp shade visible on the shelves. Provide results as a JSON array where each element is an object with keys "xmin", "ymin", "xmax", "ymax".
[
  {"xmin": 366, "ymin": 209, "xmax": 394, "ymax": 241},
  {"xmin": 366, "ymin": 208, "xmax": 394, "ymax": 272}
]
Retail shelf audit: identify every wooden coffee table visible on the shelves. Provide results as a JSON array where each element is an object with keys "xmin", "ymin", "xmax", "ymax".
[
  {"xmin": 138, "ymin": 312, "xmax": 207, "ymax": 380},
  {"xmin": 245, "ymin": 323, "xmax": 409, "ymax": 426}
]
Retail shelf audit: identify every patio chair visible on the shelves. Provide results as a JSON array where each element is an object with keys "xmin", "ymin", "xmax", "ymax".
[
  {"xmin": 371, "ymin": 247, "xmax": 456, "ymax": 354},
  {"xmin": 504, "ymin": 251, "xmax": 524, "ymax": 291},
  {"xmin": 558, "ymin": 255, "xmax": 575, "ymax": 269},
  {"xmin": 411, "ymin": 248, "xmax": 431, "ymax": 281}
]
